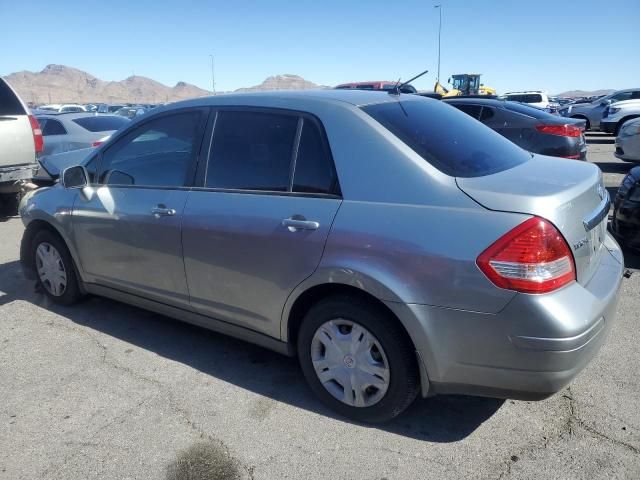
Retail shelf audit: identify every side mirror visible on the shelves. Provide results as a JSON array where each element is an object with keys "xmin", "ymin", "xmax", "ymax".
[
  {"xmin": 601, "ymin": 99, "xmax": 612, "ymax": 106},
  {"xmin": 61, "ymin": 165, "xmax": 89, "ymax": 189}
]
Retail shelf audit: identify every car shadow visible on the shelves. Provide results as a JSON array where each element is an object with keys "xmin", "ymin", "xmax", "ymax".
[
  {"xmin": 0, "ymin": 259, "xmax": 503, "ymax": 442},
  {"xmin": 585, "ymin": 138, "xmax": 616, "ymax": 145},
  {"xmin": 594, "ymin": 161, "xmax": 634, "ymax": 175}
]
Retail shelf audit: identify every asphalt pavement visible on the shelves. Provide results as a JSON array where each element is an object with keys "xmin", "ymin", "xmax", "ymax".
[{"xmin": 0, "ymin": 135, "xmax": 638, "ymax": 480}]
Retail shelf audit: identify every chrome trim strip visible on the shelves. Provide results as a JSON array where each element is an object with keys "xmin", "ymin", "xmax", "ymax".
[{"xmin": 583, "ymin": 192, "xmax": 610, "ymax": 232}]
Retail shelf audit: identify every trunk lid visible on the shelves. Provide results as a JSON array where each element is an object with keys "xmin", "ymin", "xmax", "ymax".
[{"xmin": 457, "ymin": 154, "xmax": 610, "ymax": 286}]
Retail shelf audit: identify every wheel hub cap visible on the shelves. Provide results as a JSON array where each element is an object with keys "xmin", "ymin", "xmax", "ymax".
[
  {"xmin": 35, "ymin": 242, "xmax": 67, "ymax": 297},
  {"xmin": 310, "ymin": 319, "xmax": 390, "ymax": 408}
]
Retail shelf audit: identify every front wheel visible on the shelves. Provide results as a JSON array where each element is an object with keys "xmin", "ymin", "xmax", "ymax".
[
  {"xmin": 32, "ymin": 230, "xmax": 82, "ymax": 305},
  {"xmin": 297, "ymin": 295, "xmax": 419, "ymax": 423}
]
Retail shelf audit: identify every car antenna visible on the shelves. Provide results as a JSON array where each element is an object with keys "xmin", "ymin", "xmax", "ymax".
[{"xmin": 389, "ymin": 69, "xmax": 429, "ymax": 95}]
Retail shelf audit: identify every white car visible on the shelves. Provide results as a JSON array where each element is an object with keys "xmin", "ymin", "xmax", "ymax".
[
  {"xmin": 600, "ymin": 99, "xmax": 640, "ymax": 135},
  {"xmin": 37, "ymin": 104, "xmax": 87, "ymax": 113},
  {"xmin": 615, "ymin": 117, "xmax": 640, "ymax": 162},
  {"xmin": 502, "ymin": 91, "xmax": 550, "ymax": 109}
]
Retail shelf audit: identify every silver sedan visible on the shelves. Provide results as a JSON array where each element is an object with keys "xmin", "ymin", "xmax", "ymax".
[
  {"xmin": 35, "ymin": 112, "xmax": 130, "ymax": 156},
  {"xmin": 19, "ymin": 90, "xmax": 623, "ymax": 422},
  {"xmin": 615, "ymin": 117, "xmax": 640, "ymax": 162}
]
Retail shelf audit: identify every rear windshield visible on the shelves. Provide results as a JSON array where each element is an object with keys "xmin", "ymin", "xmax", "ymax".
[
  {"xmin": 0, "ymin": 78, "xmax": 26, "ymax": 116},
  {"xmin": 362, "ymin": 100, "xmax": 530, "ymax": 178},
  {"xmin": 72, "ymin": 116, "xmax": 129, "ymax": 132},
  {"xmin": 503, "ymin": 101, "xmax": 550, "ymax": 118}
]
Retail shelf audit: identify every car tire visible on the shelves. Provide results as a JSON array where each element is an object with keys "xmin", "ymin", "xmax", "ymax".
[
  {"xmin": 297, "ymin": 294, "xmax": 419, "ymax": 423},
  {"xmin": 31, "ymin": 230, "xmax": 82, "ymax": 306}
]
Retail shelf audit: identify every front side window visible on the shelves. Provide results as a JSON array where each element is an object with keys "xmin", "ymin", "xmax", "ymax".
[
  {"xmin": 611, "ymin": 92, "xmax": 632, "ymax": 103},
  {"xmin": 206, "ymin": 111, "xmax": 298, "ymax": 191},
  {"xmin": 98, "ymin": 110, "xmax": 203, "ymax": 187}
]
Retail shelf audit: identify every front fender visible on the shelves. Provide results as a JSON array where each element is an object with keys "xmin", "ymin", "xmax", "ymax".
[{"xmin": 20, "ymin": 186, "xmax": 84, "ymax": 282}]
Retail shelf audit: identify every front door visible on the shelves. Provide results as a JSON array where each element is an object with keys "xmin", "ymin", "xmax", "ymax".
[
  {"xmin": 182, "ymin": 109, "xmax": 342, "ymax": 338},
  {"xmin": 71, "ymin": 108, "xmax": 208, "ymax": 307}
]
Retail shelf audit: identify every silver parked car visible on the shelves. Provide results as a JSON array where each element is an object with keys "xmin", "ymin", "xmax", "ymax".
[
  {"xmin": 615, "ymin": 117, "xmax": 640, "ymax": 162},
  {"xmin": 559, "ymin": 88, "xmax": 640, "ymax": 131},
  {"xmin": 36, "ymin": 113, "xmax": 130, "ymax": 156},
  {"xmin": 19, "ymin": 90, "xmax": 623, "ymax": 422}
]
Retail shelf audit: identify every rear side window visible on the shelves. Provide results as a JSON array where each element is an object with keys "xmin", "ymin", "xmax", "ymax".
[
  {"xmin": 207, "ymin": 111, "xmax": 298, "ymax": 191},
  {"xmin": 98, "ymin": 110, "xmax": 203, "ymax": 187},
  {"xmin": 40, "ymin": 119, "xmax": 67, "ymax": 135},
  {"xmin": 363, "ymin": 100, "xmax": 530, "ymax": 178},
  {"xmin": 73, "ymin": 116, "xmax": 129, "ymax": 132},
  {"xmin": 479, "ymin": 107, "xmax": 495, "ymax": 122},
  {"xmin": 451, "ymin": 104, "xmax": 482, "ymax": 119},
  {"xmin": 0, "ymin": 79, "xmax": 26, "ymax": 116},
  {"xmin": 506, "ymin": 94, "xmax": 543, "ymax": 104},
  {"xmin": 293, "ymin": 120, "xmax": 338, "ymax": 194}
]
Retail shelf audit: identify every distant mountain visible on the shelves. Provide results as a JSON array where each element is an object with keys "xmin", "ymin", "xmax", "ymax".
[
  {"xmin": 554, "ymin": 89, "xmax": 615, "ymax": 98},
  {"xmin": 3, "ymin": 64, "xmax": 212, "ymax": 104},
  {"xmin": 234, "ymin": 74, "xmax": 320, "ymax": 93}
]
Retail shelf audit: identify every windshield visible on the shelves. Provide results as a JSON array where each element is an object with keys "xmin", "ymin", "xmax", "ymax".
[{"xmin": 363, "ymin": 100, "xmax": 531, "ymax": 178}]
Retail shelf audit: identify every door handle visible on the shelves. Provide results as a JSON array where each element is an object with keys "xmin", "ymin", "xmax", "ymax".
[
  {"xmin": 282, "ymin": 217, "xmax": 320, "ymax": 232},
  {"xmin": 151, "ymin": 205, "xmax": 176, "ymax": 217}
]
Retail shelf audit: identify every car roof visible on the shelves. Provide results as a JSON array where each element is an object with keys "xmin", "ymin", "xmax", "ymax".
[{"xmin": 162, "ymin": 89, "xmax": 419, "ymax": 111}]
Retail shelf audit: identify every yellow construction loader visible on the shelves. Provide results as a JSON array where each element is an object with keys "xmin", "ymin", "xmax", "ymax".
[{"xmin": 434, "ymin": 74, "xmax": 496, "ymax": 97}]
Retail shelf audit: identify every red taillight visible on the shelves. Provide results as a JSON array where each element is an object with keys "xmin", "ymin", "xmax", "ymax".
[
  {"xmin": 535, "ymin": 124, "xmax": 582, "ymax": 137},
  {"xmin": 561, "ymin": 154, "xmax": 582, "ymax": 159},
  {"xmin": 91, "ymin": 140, "xmax": 103, "ymax": 147},
  {"xmin": 477, "ymin": 217, "xmax": 576, "ymax": 294},
  {"xmin": 28, "ymin": 115, "xmax": 44, "ymax": 153}
]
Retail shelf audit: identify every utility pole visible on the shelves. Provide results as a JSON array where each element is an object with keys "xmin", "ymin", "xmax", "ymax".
[
  {"xmin": 209, "ymin": 54, "xmax": 216, "ymax": 95},
  {"xmin": 435, "ymin": 4, "xmax": 442, "ymax": 83}
]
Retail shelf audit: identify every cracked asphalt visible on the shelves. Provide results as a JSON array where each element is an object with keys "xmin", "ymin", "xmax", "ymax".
[{"xmin": 1, "ymin": 134, "xmax": 639, "ymax": 479}]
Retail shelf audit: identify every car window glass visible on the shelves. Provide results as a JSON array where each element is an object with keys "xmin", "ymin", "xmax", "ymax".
[
  {"xmin": 630, "ymin": 91, "xmax": 640, "ymax": 100},
  {"xmin": 98, "ymin": 111, "xmax": 202, "ymax": 187},
  {"xmin": 363, "ymin": 100, "xmax": 530, "ymax": 178},
  {"xmin": 611, "ymin": 92, "xmax": 631, "ymax": 102},
  {"xmin": 0, "ymin": 79, "xmax": 25, "ymax": 116},
  {"xmin": 73, "ymin": 116, "xmax": 129, "ymax": 132},
  {"xmin": 479, "ymin": 107, "xmax": 495, "ymax": 122},
  {"xmin": 451, "ymin": 104, "xmax": 482, "ymax": 119},
  {"xmin": 293, "ymin": 120, "xmax": 338, "ymax": 195},
  {"xmin": 41, "ymin": 119, "xmax": 67, "ymax": 135},
  {"xmin": 206, "ymin": 111, "xmax": 298, "ymax": 191}
]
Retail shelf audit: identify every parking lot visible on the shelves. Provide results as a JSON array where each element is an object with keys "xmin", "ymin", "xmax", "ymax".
[{"xmin": 0, "ymin": 134, "xmax": 638, "ymax": 480}]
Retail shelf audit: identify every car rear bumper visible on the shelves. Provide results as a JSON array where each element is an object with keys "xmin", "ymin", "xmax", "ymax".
[{"xmin": 388, "ymin": 233, "xmax": 624, "ymax": 399}]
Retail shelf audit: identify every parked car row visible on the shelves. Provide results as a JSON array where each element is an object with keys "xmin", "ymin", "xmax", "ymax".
[{"xmin": 559, "ymin": 88, "xmax": 640, "ymax": 131}]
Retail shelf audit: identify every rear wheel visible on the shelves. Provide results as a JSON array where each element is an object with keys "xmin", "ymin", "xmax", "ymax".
[
  {"xmin": 297, "ymin": 295, "xmax": 419, "ymax": 423},
  {"xmin": 32, "ymin": 230, "xmax": 82, "ymax": 305}
]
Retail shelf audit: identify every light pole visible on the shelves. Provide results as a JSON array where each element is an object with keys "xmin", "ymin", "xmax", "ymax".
[
  {"xmin": 209, "ymin": 54, "xmax": 216, "ymax": 95},
  {"xmin": 434, "ymin": 4, "xmax": 442, "ymax": 83}
]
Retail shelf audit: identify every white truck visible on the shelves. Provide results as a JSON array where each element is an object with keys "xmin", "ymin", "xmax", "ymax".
[{"xmin": 0, "ymin": 77, "xmax": 42, "ymax": 214}]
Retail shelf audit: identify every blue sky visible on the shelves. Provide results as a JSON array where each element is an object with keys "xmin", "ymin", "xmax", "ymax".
[{"xmin": 1, "ymin": 0, "xmax": 638, "ymax": 94}]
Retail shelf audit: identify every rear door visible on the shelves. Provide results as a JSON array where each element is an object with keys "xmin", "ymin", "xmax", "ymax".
[
  {"xmin": 0, "ymin": 78, "xmax": 34, "ymax": 167},
  {"xmin": 182, "ymin": 109, "xmax": 341, "ymax": 338},
  {"xmin": 71, "ymin": 108, "xmax": 208, "ymax": 308}
]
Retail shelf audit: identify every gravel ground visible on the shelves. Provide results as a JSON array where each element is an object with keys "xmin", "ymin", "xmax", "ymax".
[{"xmin": 0, "ymin": 135, "xmax": 638, "ymax": 480}]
